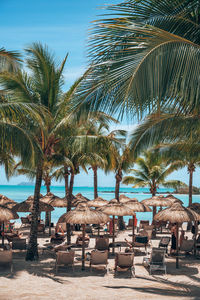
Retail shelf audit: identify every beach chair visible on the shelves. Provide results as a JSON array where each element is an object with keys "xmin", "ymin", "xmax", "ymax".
[
  {"xmin": 0, "ymin": 249, "xmax": 13, "ymax": 273},
  {"xmin": 12, "ymin": 238, "xmax": 27, "ymax": 250},
  {"xmin": 55, "ymin": 250, "xmax": 75, "ymax": 273},
  {"xmin": 114, "ymin": 252, "xmax": 135, "ymax": 277},
  {"xmin": 95, "ymin": 237, "xmax": 109, "ymax": 251},
  {"xmin": 21, "ymin": 217, "xmax": 30, "ymax": 227},
  {"xmin": 139, "ymin": 220, "xmax": 149, "ymax": 230},
  {"xmin": 133, "ymin": 235, "xmax": 149, "ymax": 253},
  {"xmin": 159, "ymin": 236, "xmax": 171, "ymax": 253},
  {"xmin": 180, "ymin": 239, "xmax": 194, "ymax": 255},
  {"xmin": 143, "ymin": 247, "xmax": 166, "ymax": 275},
  {"xmin": 38, "ymin": 223, "xmax": 45, "ymax": 233},
  {"xmin": 89, "ymin": 250, "xmax": 108, "ymax": 273}
]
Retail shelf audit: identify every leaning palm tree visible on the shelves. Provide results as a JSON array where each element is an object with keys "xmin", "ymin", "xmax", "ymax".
[
  {"xmin": 122, "ymin": 150, "xmax": 185, "ymax": 216},
  {"xmin": 72, "ymin": 1, "xmax": 200, "ymax": 124}
]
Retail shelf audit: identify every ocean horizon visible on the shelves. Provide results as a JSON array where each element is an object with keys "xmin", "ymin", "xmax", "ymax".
[{"xmin": 1, "ymin": 185, "xmax": 199, "ymax": 224}]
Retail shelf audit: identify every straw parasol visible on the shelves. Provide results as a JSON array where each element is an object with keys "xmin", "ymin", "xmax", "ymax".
[
  {"xmin": 154, "ymin": 202, "xmax": 200, "ymax": 268},
  {"xmin": 165, "ymin": 194, "xmax": 183, "ymax": 204},
  {"xmin": 75, "ymin": 193, "xmax": 90, "ymax": 201},
  {"xmin": 58, "ymin": 203, "xmax": 109, "ymax": 270},
  {"xmin": 0, "ymin": 205, "xmax": 19, "ymax": 245},
  {"xmin": 98, "ymin": 202, "xmax": 135, "ymax": 253},
  {"xmin": 141, "ymin": 195, "xmax": 172, "ymax": 220},
  {"xmin": 88, "ymin": 197, "xmax": 108, "ymax": 208},
  {"xmin": 125, "ymin": 200, "xmax": 152, "ymax": 242},
  {"xmin": 13, "ymin": 200, "xmax": 54, "ymax": 213},
  {"xmin": 0, "ymin": 194, "xmax": 16, "ymax": 206},
  {"xmin": 119, "ymin": 194, "xmax": 132, "ymax": 203}
]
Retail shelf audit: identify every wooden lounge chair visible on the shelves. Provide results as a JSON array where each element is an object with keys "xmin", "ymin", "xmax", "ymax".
[
  {"xmin": 38, "ymin": 223, "xmax": 45, "ymax": 233},
  {"xmin": 143, "ymin": 247, "xmax": 166, "ymax": 275},
  {"xmin": 159, "ymin": 236, "xmax": 171, "ymax": 253},
  {"xmin": 139, "ymin": 220, "xmax": 149, "ymax": 230},
  {"xmin": 12, "ymin": 238, "xmax": 27, "ymax": 250},
  {"xmin": 55, "ymin": 250, "xmax": 75, "ymax": 273},
  {"xmin": 114, "ymin": 252, "xmax": 135, "ymax": 277},
  {"xmin": 133, "ymin": 235, "xmax": 149, "ymax": 253},
  {"xmin": 180, "ymin": 239, "xmax": 194, "ymax": 255},
  {"xmin": 95, "ymin": 237, "xmax": 109, "ymax": 251},
  {"xmin": 0, "ymin": 249, "xmax": 13, "ymax": 273},
  {"xmin": 90, "ymin": 250, "xmax": 108, "ymax": 273},
  {"xmin": 21, "ymin": 217, "xmax": 30, "ymax": 227}
]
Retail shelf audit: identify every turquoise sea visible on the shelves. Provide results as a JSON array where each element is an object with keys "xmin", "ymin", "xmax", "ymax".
[{"xmin": 2, "ymin": 185, "xmax": 200, "ymax": 225}]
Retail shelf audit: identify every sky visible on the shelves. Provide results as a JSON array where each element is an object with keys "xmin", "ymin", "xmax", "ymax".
[{"xmin": 0, "ymin": 0, "xmax": 199, "ymax": 188}]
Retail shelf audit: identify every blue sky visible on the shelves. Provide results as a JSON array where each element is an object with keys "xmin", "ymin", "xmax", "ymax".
[{"xmin": 0, "ymin": 0, "xmax": 199, "ymax": 188}]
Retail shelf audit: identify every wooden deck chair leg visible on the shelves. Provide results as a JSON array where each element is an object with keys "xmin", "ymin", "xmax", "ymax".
[
  {"xmin": 10, "ymin": 262, "xmax": 13, "ymax": 274},
  {"xmin": 131, "ymin": 266, "xmax": 135, "ymax": 278},
  {"xmin": 106, "ymin": 264, "xmax": 109, "ymax": 275}
]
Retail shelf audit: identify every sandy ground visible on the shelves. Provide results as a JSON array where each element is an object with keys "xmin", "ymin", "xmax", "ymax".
[{"xmin": 0, "ymin": 226, "xmax": 200, "ymax": 300}]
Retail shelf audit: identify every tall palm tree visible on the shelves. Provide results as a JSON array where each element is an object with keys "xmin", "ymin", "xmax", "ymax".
[
  {"xmin": 122, "ymin": 150, "xmax": 185, "ymax": 216},
  {"xmin": 0, "ymin": 43, "xmax": 69, "ymax": 260}
]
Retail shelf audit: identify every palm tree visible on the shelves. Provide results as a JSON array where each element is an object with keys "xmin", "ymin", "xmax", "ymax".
[
  {"xmin": 72, "ymin": 1, "xmax": 200, "ymax": 123},
  {"xmin": 122, "ymin": 150, "xmax": 185, "ymax": 217},
  {"xmin": 0, "ymin": 43, "xmax": 69, "ymax": 260}
]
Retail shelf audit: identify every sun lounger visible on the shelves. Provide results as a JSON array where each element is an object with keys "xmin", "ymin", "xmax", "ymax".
[
  {"xmin": 114, "ymin": 252, "xmax": 135, "ymax": 277},
  {"xmin": 95, "ymin": 237, "xmax": 109, "ymax": 251},
  {"xmin": 55, "ymin": 250, "xmax": 75, "ymax": 273},
  {"xmin": 133, "ymin": 235, "xmax": 149, "ymax": 253},
  {"xmin": 139, "ymin": 220, "xmax": 149, "ymax": 230},
  {"xmin": 12, "ymin": 238, "xmax": 27, "ymax": 250},
  {"xmin": 143, "ymin": 247, "xmax": 166, "ymax": 275},
  {"xmin": 180, "ymin": 239, "xmax": 194, "ymax": 255},
  {"xmin": 21, "ymin": 217, "xmax": 30, "ymax": 227},
  {"xmin": 159, "ymin": 236, "xmax": 170, "ymax": 253},
  {"xmin": 90, "ymin": 250, "xmax": 108, "ymax": 273},
  {"xmin": 38, "ymin": 223, "xmax": 45, "ymax": 233},
  {"xmin": 0, "ymin": 249, "xmax": 13, "ymax": 273}
]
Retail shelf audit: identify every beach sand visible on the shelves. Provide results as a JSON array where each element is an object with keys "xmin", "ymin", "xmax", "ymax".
[{"xmin": 0, "ymin": 227, "xmax": 200, "ymax": 300}]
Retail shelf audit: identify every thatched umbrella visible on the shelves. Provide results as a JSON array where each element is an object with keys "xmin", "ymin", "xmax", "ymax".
[
  {"xmin": 98, "ymin": 202, "xmax": 135, "ymax": 254},
  {"xmin": 119, "ymin": 194, "xmax": 132, "ymax": 203},
  {"xmin": 58, "ymin": 203, "xmax": 109, "ymax": 270},
  {"xmin": 88, "ymin": 197, "xmax": 108, "ymax": 208},
  {"xmin": 13, "ymin": 200, "xmax": 54, "ymax": 213},
  {"xmin": 141, "ymin": 195, "xmax": 172, "ymax": 220},
  {"xmin": 125, "ymin": 200, "xmax": 152, "ymax": 242},
  {"xmin": 75, "ymin": 193, "xmax": 90, "ymax": 201},
  {"xmin": 0, "ymin": 205, "xmax": 19, "ymax": 245},
  {"xmin": 0, "ymin": 195, "xmax": 16, "ymax": 206},
  {"xmin": 154, "ymin": 203, "xmax": 200, "ymax": 268},
  {"xmin": 165, "ymin": 194, "xmax": 183, "ymax": 204}
]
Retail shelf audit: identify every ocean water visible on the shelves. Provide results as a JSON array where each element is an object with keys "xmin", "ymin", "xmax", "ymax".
[{"xmin": 1, "ymin": 185, "xmax": 200, "ymax": 225}]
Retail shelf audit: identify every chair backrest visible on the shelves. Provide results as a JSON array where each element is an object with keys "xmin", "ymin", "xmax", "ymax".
[
  {"xmin": 151, "ymin": 248, "xmax": 165, "ymax": 264},
  {"xmin": 37, "ymin": 223, "xmax": 45, "ymax": 232},
  {"xmin": 85, "ymin": 225, "xmax": 93, "ymax": 233},
  {"xmin": 180, "ymin": 239, "xmax": 194, "ymax": 252},
  {"xmin": 159, "ymin": 236, "xmax": 170, "ymax": 246},
  {"xmin": 140, "ymin": 221, "xmax": 149, "ymax": 229},
  {"xmin": 95, "ymin": 237, "xmax": 109, "ymax": 250},
  {"xmin": 116, "ymin": 252, "xmax": 134, "ymax": 268},
  {"xmin": 56, "ymin": 250, "xmax": 75, "ymax": 265},
  {"xmin": 90, "ymin": 250, "xmax": 108, "ymax": 265},
  {"xmin": 135, "ymin": 235, "xmax": 148, "ymax": 244},
  {"xmin": 12, "ymin": 238, "xmax": 26, "ymax": 250},
  {"xmin": 21, "ymin": 217, "xmax": 29, "ymax": 225},
  {"xmin": 0, "ymin": 250, "xmax": 12, "ymax": 264}
]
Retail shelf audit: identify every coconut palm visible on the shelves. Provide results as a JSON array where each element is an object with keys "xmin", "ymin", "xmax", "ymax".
[
  {"xmin": 122, "ymin": 149, "xmax": 185, "ymax": 216},
  {"xmin": 0, "ymin": 43, "xmax": 70, "ymax": 260},
  {"xmin": 72, "ymin": 0, "xmax": 200, "ymax": 122}
]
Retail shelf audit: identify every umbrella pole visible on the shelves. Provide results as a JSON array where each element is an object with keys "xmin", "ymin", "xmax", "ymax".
[
  {"xmin": 176, "ymin": 223, "xmax": 179, "ymax": 269},
  {"xmin": 48, "ymin": 212, "xmax": 51, "ymax": 236},
  {"xmin": 2, "ymin": 221, "xmax": 4, "ymax": 246},
  {"xmin": 132, "ymin": 215, "xmax": 135, "ymax": 244},
  {"xmin": 82, "ymin": 224, "xmax": 86, "ymax": 270},
  {"xmin": 112, "ymin": 215, "xmax": 115, "ymax": 254}
]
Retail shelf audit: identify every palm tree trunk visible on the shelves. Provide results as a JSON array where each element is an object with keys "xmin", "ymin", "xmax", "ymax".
[
  {"xmin": 92, "ymin": 165, "xmax": 98, "ymax": 199},
  {"xmin": 64, "ymin": 165, "xmax": 69, "ymax": 201},
  {"xmin": 115, "ymin": 170, "xmax": 125, "ymax": 230},
  {"xmin": 188, "ymin": 169, "xmax": 193, "ymax": 206},
  {"xmin": 26, "ymin": 160, "xmax": 43, "ymax": 261},
  {"xmin": 187, "ymin": 164, "xmax": 195, "ymax": 230},
  {"xmin": 45, "ymin": 180, "xmax": 50, "ymax": 227},
  {"xmin": 66, "ymin": 168, "xmax": 74, "ymax": 245}
]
